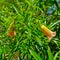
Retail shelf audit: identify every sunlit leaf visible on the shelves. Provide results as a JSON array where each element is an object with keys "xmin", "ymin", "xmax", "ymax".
[
  {"xmin": 47, "ymin": 47, "xmax": 54, "ymax": 60},
  {"xmin": 29, "ymin": 49, "xmax": 42, "ymax": 60}
]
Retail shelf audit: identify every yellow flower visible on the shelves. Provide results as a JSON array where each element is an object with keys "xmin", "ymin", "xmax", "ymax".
[
  {"xmin": 41, "ymin": 25, "xmax": 56, "ymax": 41},
  {"xmin": 7, "ymin": 20, "xmax": 16, "ymax": 37}
]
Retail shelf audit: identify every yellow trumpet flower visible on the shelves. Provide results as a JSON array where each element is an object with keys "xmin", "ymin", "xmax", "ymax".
[
  {"xmin": 41, "ymin": 25, "xmax": 56, "ymax": 41},
  {"xmin": 7, "ymin": 20, "xmax": 16, "ymax": 37}
]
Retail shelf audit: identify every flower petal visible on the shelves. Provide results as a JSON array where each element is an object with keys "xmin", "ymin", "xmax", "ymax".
[{"xmin": 41, "ymin": 25, "xmax": 56, "ymax": 41}]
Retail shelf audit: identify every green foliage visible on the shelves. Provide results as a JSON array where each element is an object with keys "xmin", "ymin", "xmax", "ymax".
[
  {"xmin": 29, "ymin": 49, "xmax": 42, "ymax": 60},
  {"xmin": 54, "ymin": 51, "xmax": 60, "ymax": 60},
  {"xmin": 0, "ymin": 0, "xmax": 60, "ymax": 60},
  {"xmin": 0, "ymin": 46, "xmax": 3, "ymax": 55},
  {"xmin": 47, "ymin": 47, "xmax": 54, "ymax": 60}
]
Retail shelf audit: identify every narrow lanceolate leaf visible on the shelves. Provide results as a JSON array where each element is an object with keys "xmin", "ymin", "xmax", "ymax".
[
  {"xmin": 54, "ymin": 51, "xmax": 60, "ymax": 60},
  {"xmin": 29, "ymin": 49, "xmax": 42, "ymax": 60},
  {"xmin": 8, "ymin": 20, "xmax": 15, "ymax": 32},
  {"xmin": 50, "ymin": 20, "xmax": 60, "ymax": 28},
  {"xmin": 47, "ymin": 47, "xmax": 54, "ymax": 60}
]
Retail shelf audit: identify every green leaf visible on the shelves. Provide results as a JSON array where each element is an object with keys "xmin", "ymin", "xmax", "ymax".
[
  {"xmin": 0, "ymin": 46, "xmax": 3, "ymax": 55},
  {"xmin": 50, "ymin": 20, "xmax": 60, "ymax": 28},
  {"xmin": 29, "ymin": 49, "xmax": 42, "ymax": 60},
  {"xmin": 54, "ymin": 51, "xmax": 60, "ymax": 60},
  {"xmin": 47, "ymin": 47, "xmax": 54, "ymax": 60}
]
